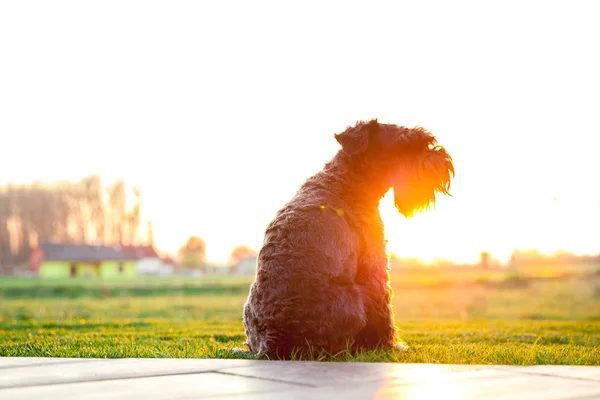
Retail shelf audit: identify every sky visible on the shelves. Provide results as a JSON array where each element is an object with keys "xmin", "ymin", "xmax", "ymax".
[{"xmin": 1, "ymin": 1, "xmax": 599, "ymax": 264}]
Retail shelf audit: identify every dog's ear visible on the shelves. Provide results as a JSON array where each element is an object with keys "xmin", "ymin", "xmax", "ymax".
[{"xmin": 335, "ymin": 119, "xmax": 379, "ymax": 156}]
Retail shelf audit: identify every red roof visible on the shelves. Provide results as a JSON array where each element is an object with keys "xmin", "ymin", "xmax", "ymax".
[
  {"xmin": 161, "ymin": 256, "xmax": 176, "ymax": 265},
  {"xmin": 119, "ymin": 245, "xmax": 160, "ymax": 260}
]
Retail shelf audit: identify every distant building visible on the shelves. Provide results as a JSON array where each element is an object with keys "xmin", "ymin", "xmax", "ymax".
[
  {"xmin": 119, "ymin": 245, "xmax": 175, "ymax": 277},
  {"xmin": 161, "ymin": 256, "xmax": 177, "ymax": 274},
  {"xmin": 231, "ymin": 255, "xmax": 258, "ymax": 275},
  {"xmin": 31, "ymin": 242, "xmax": 137, "ymax": 278},
  {"xmin": 203, "ymin": 263, "xmax": 227, "ymax": 275}
]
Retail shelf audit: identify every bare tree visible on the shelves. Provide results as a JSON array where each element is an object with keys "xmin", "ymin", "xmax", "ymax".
[
  {"xmin": 146, "ymin": 220, "xmax": 154, "ymax": 246},
  {"xmin": 80, "ymin": 175, "xmax": 104, "ymax": 244},
  {"xmin": 53, "ymin": 181, "xmax": 72, "ymax": 242},
  {"xmin": 128, "ymin": 186, "xmax": 141, "ymax": 244},
  {"xmin": 107, "ymin": 179, "xmax": 127, "ymax": 245},
  {"xmin": 0, "ymin": 177, "xmax": 143, "ymax": 266},
  {"xmin": 0, "ymin": 191, "xmax": 10, "ymax": 265}
]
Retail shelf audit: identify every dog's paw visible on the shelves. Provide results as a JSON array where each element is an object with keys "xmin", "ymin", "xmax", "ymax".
[
  {"xmin": 229, "ymin": 347, "xmax": 249, "ymax": 354},
  {"xmin": 394, "ymin": 342, "xmax": 409, "ymax": 352},
  {"xmin": 219, "ymin": 347, "xmax": 251, "ymax": 357}
]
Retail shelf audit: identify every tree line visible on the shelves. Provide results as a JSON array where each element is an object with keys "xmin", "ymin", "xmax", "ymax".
[
  {"xmin": 0, "ymin": 175, "xmax": 144, "ymax": 267},
  {"xmin": 177, "ymin": 236, "xmax": 258, "ymax": 271}
]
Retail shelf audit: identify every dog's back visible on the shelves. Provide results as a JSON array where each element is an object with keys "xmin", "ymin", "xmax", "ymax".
[{"xmin": 243, "ymin": 167, "xmax": 373, "ymax": 358}]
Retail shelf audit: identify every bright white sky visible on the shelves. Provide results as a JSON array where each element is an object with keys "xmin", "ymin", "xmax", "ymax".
[{"xmin": 1, "ymin": 1, "xmax": 599, "ymax": 264}]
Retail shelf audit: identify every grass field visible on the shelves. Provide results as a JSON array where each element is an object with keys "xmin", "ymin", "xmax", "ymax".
[{"xmin": 1, "ymin": 264, "xmax": 599, "ymax": 364}]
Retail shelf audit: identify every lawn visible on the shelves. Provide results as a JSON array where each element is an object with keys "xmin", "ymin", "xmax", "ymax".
[{"xmin": 1, "ymin": 264, "xmax": 599, "ymax": 364}]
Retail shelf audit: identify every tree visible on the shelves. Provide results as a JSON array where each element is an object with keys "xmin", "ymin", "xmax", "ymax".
[
  {"xmin": 479, "ymin": 251, "xmax": 490, "ymax": 268},
  {"xmin": 230, "ymin": 245, "xmax": 257, "ymax": 265},
  {"xmin": 107, "ymin": 179, "xmax": 127, "ymax": 244},
  {"xmin": 178, "ymin": 236, "xmax": 207, "ymax": 271},
  {"xmin": 80, "ymin": 175, "xmax": 104, "ymax": 244},
  {"xmin": 0, "ymin": 192, "xmax": 9, "ymax": 264},
  {"xmin": 146, "ymin": 220, "xmax": 154, "ymax": 246},
  {"xmin": 53, "ymin": 181, "xmax": 73, "ymax": 242},
  {"xmin": 127, "ymin": 186, "xmax": 141, "ymax": 244},
  {"xmin": 0, "ymin": 177, "xmax": 144, "ymax": 267}
]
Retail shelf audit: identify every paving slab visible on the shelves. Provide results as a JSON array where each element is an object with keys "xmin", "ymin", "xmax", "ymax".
[
  {"xmin": 0, "ymin": 358, "xmax": 258, "ymax": 389},
  {"xmin": 217, "ymin": 363, "xmax": 600, "ymax": 400},
  {"xmin": 220, "ymin": 377, "xmax": 600, "ymax": 400},
  {"xmin": 497, "ymin": 365, "xmax": 600, "ymax": 381},
  {"xmin": 217, "ymin": 361, "xmax": 504, "ymax": 386},
  {"xmin": 0, "ymin": 372, "xmax": 298, "ymax": 400},
  {"xmin": 1, "ymin": 357, "xmax": 599, "ymax": 400},
  {"xmin": 0, "ymin": 357, "xmax": 100, "ymax": 370}
]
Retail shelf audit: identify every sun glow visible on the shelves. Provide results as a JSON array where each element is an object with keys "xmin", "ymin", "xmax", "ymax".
[
  {"xmin": 1, "ymin": 2, "xmax": 599, "ymax": 264},
  {"xmin": 380, "ymin": 183, "xmax": 600, "ymax": 265},
  {"xmin": 372, "ymin": 365, "xmax": 470, "ymax": 399},
  {"xmin": 380, "ymin": 190, "xmax": 486, "ymax": 265}
]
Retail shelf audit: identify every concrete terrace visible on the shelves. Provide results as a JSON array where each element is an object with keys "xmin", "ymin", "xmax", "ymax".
[{"xmin": 1, "ymin": 357, "xmax": 600, "ymax": 399}]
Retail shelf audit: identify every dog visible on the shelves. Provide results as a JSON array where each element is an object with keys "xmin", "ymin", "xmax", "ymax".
[{"xmin": 243, "ymin": 119, "xmax": 454, "ymax": 359}]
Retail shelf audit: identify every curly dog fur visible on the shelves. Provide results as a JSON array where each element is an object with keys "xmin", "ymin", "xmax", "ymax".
[{"xmin": 243, "ymin": 119, "xmax": 454, "ymax": 359}]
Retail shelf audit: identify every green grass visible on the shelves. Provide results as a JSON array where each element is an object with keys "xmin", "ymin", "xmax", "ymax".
[{"xmin": 1, "ymin": 265, "xmax": 599, "ymax": 364}]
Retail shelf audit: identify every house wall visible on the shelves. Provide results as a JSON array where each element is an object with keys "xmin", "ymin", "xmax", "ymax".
[
  {"xmin": 77, "ymin": 263, "xmax": 100, "ymax": 278},
  {"xmin": 123, "ymin": 261, "xmax": 137, "ymax": 277},
  {"xmin": 136, "ymin": 258, "xmax": 174, "ymax": 276},
  {"xmin": 99, "ymin": 261, "xmax": 137, "ymax": 278},
  {"xmin": 136, "ymin": 258, "xmax": 163, "ymax": 275},
  {"xmin": 39, "ymin": 262, "xmax": 98, "ymax": 278},
  {"xmin": 161, "ymin": 263, "xmax": 175, "ymax": 276},
  {"xmin": 39, "ymin": 261, "xmax": 71, "ymax": 278},
  {"xmin": 39, "ymin": 261, "xmax": 136, "ymax": 278}
]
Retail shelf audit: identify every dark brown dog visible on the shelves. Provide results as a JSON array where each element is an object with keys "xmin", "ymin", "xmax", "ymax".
[{"xmin": 243, "ymin": 119, "xmax": 454, "ymax": 359}]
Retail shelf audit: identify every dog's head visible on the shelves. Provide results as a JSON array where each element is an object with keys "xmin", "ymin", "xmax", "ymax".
[{"xmin": 335, "ymin": 119, "xmax": 454, "ymax": 217}]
